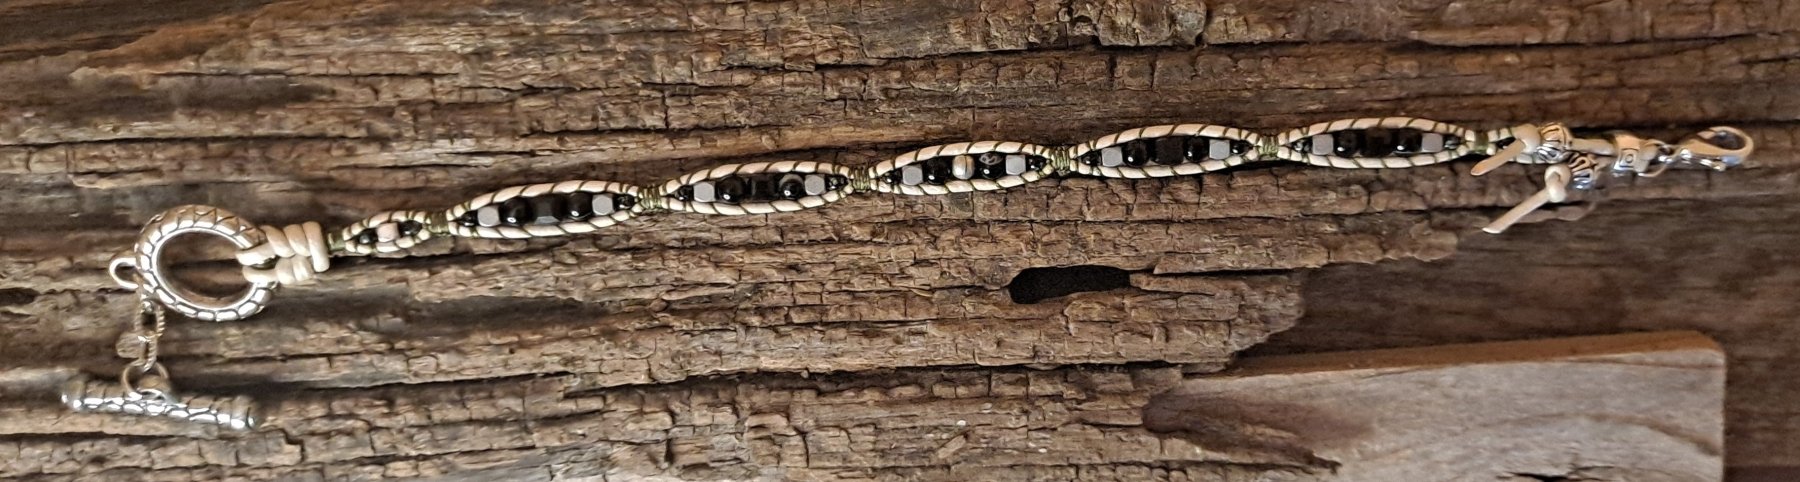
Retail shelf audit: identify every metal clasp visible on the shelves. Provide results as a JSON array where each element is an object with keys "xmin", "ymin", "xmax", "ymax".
[
  {"xmin": 1671, "ymin": 126, "xmax": 1754, "ymax": 171},
  {"xmin": 1471, "ymin": 123, "xmax": 1753, "ymax": 234},
  {"xmin": 108, "ymin": 205, "xmax": 278, "ymax": 322}
]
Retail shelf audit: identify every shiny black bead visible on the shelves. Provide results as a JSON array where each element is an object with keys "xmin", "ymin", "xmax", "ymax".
[
  {"xmin": 529, "ymin": 196, "xmax": 564, "ymax": 224},
  {"xmin": 1122, "ymin": 141, "xmax": 1150, "ymax": 166},
  {"xmin": 456, "ymin": 211, "xmax": 478, "ymax": 228},
  {"xmin": 1027, "ymin": 156, "xmax": 1047, "ymax": 171},
  {"xmin": 1392, "ymin": 129, "xmax": 1424, "ymax": 154},
  {"xmin": 1154, "ymin": 137, "xmax": 1187, "ymax": 165},
  {"xmin": 1232, "ymin": 140, "xmax": 1251, "ymax": 156},
  {"xmin": 976, "ymin": 159, "xmax": 1006, "ymax": 179},
  {"xmin": 501, "ymin": 198, "xmax": 530, "ymax": 225},
  {"xmin": 879, "ymin": 170, "xmax": 901, "ymax": 184},
  {"xmin": 1184, "ymin": 138, "xmax": 1209, "ymax": 161},
  {"xmin": 922, "ymin": 158, "xmax": 953, "ymax": 184},
  {"xmin": 399, "ymin": 221, "xmax": 422, "ymax": 237},
  {"xmin": 354, "ymin": 230, "xmax": 377, "ymax": 245},
  {"xmin": 672, "ymin": 185, "xmax": 695, "ymax": 201},
  {"xmin": 1362, "ymin": 128, "xmax": 1395, "ymax": 157},
  {"xmin": 567, "ymin": 192, "xmax": 594, "ymax": 220},
  {"xmin": 1332, "ymin": 131, "xmax": 1363, "ymax": 157},
  {"xmin": 614, "ymin": 194, "xmax": 638, "ymax": 211},
  {"xmin": 778, "ymin": 176, "xmax": 805, "ymax": 200},
  {"xmin": 714, "ymin": 176, "xmax": 747, "ymax": 204},
  {"xmin": 1290, "ymin": 137, "xmax": 1312, "ymax": 153},
  {"xmin": 825, "ymin": 175, "xmax": 849, "ymax": 190}
]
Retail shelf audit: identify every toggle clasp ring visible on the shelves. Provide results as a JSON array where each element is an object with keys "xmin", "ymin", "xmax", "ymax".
[{"xmin": 127, "ymin": 205, "xmax": 277, "ymax": 321}]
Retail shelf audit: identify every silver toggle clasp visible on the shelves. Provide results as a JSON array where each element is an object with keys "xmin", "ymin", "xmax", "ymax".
[
  {"xmin": 62, "ymin": 369, "xmax": 259, "ymax": 431},
  {"xmin": 109, "ymin": 205, "xmax": 278, "ymax": 322}
]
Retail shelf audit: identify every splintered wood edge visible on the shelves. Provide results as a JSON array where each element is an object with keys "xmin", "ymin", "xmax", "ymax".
[{"xmin": 1211, "ymin": 331, "xmax": 1724, "ymax": 378}]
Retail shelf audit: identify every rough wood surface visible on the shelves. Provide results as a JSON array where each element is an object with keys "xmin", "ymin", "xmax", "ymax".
[
  {"xmin": 0, "ymin": 0, "xmax": 1793, "ymax": 480},
  {"xmin": 1147, "ymin": 331, "xmax": 1726, "ymax": 482},
  {"xmin": 1261, "ymin": 193, "xmax": 1800, "ymax": 480}
]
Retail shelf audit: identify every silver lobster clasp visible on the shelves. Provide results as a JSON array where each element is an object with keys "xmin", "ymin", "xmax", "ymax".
[
  {"xmin": 108, "ymin": 205, "xmax": 278, "ymax": 321},
  {"xmin": 1671, "ymin": 126, "xmax": 1754, "ymax": 171}
]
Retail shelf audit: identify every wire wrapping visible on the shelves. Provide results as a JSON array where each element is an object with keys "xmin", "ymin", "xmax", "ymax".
[{"xmin": 238, "ymin": 221, "xmax": 330, "ymax": 285}]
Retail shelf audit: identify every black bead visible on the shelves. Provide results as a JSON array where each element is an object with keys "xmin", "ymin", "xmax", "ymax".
[
  {"xmin": 976, "ymin": 159, "xmax": 1006, "ymax": 179},
  {"xmin": 1122, "ymin": 141, "xmax": 1150, "ymax": 166},
  {"xmin": 1078, "ymin": 152, "xmax": 1100, "ymax": 166},
  {"xmin": 614, "ymin": 194, "xmax": 638, "ymax": 211},
  {"xmin": 825, "ymin": 175, "xmax": 849, "ymax": 190},
  {"xmin": 922, "ymin": 158, "xmax": 953, "ymax": 184},
  {"xmin": 456, "ymin": 211, "xmax": 478, "ymax": 228},
  {"xmin": 1362, "ymin": 128, "xmax": 1395, "ymax": 157},
  {"xmin": 354, "ymin": 230, "xmax": 377, "ymax": 245},
  {"xmin": 1232, "ymin": 140, "xmax": 1251, "ymax": 156},
  {"xmin": 714, "ymin": 176, "xmax": 747, "ymax": 204},
  {"xmin": 399, "ymin": 221, "xmax": 422, "ymax": 237},
  {"xmin": 1154, "ymin": 137, "xmax": 1187, "ymax": 165},
  {"xmin": 1332, "ymin": 131, "xmax": 1363, "ymax": 157},
  {"xmin": 501, "ymin": 198, "xmax": 530, "ymax": 225},
  {"xmin": 567, "ymin": 192, "xmax": 594, "ymax": 220},
  {"xmin": 879, "ymin": 170, "xmax": 900, "ymax": 184},
  {"xmin": 750, "ymin": 176, "xmax": 781, "ymax": 201},
  {"xmin": 529, "ymin": 196, "xmax": 564, "ymax": 224},
  {"xmin": 778, "ymin": 176, "xmax": 805, "ymax": 200},
  {"xmin": 1184, "ymin": 137, "xmax": 1209, "ymax": 161},
  {"xmin": 1027, "ymin": 156, "xmax": 1047, "ymax": 171},
  {"xmin": 672, "ymin": 185, "xmax": 695, "ymax": 201},
  {"xmin": 1290, "ymin": 137, "xmax": 1311, "ymax": 153},
  {"xmin": 1392, "ymin": 129, "xmax": 1424, "ymax": 154}
]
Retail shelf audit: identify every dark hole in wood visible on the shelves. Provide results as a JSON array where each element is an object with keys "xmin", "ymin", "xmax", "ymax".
[
  {"xmin": 0, "ymin": 288, "xmax": 36, "ymax": 307},
  {"xmin": 1008, "ymin": 265, "xmax": 1131, "ymax": 304}
]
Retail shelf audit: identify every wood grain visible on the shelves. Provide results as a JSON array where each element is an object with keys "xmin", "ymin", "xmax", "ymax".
[
  {"xmin": 1147, "ymin": 331, "xmax": 1726, "ymax": 482},
  {"xmin": 0, "ymin": 0, "xmax": 1791, "ymax": 479}
]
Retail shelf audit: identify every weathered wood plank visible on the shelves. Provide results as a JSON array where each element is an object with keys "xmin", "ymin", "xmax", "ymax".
[
  {"xmin": 1147, "ymin": 331, "xmax": 1727, "ymax": 482},
  {"xmin": 1266, "ymin": 193, "xmax": 1800, "ymax": 476}
]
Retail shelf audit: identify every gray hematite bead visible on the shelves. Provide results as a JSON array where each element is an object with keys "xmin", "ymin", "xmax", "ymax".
[
  {"xmin": 1209, "ymin": 139, "xmax": 1231, "ymax": 159},
  {"xmin": 692, "ymin": 181, "xmax": 717, "ymax": 202},
  {"xmin": 901, "ymin": 165, "xmax": 924, "ymax": 185},
  {"xmin": 1421, "ymin": 133, "xmax": 1445, "ymax": 153},
  {"xmin": 593, "ymin": 194, "xmax": 615, "ymax": 215},
  {"xmin": 477, "ymin": 205, "xmax": 501, "ymax": 227},
  {"xmin": 1099, "ymin": 147, "xmax": 1124, "ymax": 167},
  {"xmin": 1005, "ymin": 154, "xmax": 1029, "ymax": 175},
  {"xmin": 1310, "ymin": 134, "xmax": 1335, "ymax": 156},
  {"xmin": 804, "ymin": 175, "xmax": 827, "ymax": 195}
]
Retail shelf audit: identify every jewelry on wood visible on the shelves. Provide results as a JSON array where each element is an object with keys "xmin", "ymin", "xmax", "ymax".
[{"xmin": 82, "ymin": 119, "xmax": 1755, "ymax": 431}]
